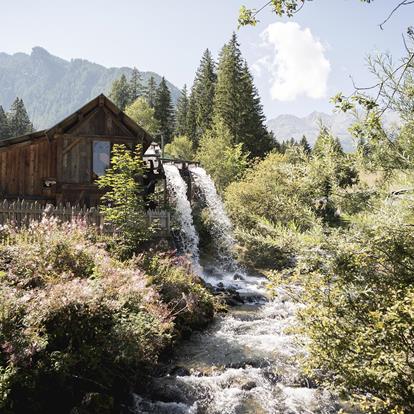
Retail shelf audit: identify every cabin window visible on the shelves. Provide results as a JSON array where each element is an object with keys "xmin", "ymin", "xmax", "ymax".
[{"xmin": 92, "ymin": 141, "xmax": 111, "ymax": 179}]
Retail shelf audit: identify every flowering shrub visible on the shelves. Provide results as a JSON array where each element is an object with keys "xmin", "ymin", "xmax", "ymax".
[{"xmin": 0, "ymin": 218, "xmax": 215, "ymax": 413}]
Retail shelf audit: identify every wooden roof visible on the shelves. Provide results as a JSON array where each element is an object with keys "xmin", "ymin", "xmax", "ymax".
[{"xmin": 0, "ymin": 94, "xmax": 153, "ymax": 150}]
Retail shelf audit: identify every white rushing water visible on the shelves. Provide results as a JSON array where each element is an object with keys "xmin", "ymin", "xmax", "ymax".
[
  {"xmin": 190, "ymin": 166, "xmax": 238, "ymax": 272},
  {"xmin": 134, "ymin": 285, "xmax": 339, "ymax": 414},
  {"xmin": 164, "ymin": 164, "xmax": 200, "ymax": 270}
]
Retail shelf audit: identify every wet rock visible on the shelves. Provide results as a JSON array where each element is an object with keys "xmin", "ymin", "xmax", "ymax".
[
  {"xmin": 217, "ymin": 282, "xmax": 224, "ymax": 288},
  {"xmin": 241, "ymin": 380, "xmax": 257, "ymax": 391},
  {"xmin": 233, "ymin": 273, "xmax": 245, "ymax": 281},
  {"xmin": 170, "ymin": 366, "xmax": 191, "ymax": 377},
  {"xmin": 70, "ymin": 393, "xmax": 114, "ymax": 414}
]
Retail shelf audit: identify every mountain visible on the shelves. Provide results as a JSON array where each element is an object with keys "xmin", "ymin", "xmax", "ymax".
[
  {"xmin": 267, "ymin": 111, "xmax": 401, "ymax": 152},
  {"xmin": 0, "ymin": 47, "xmax": 181, "ymax": 129}
]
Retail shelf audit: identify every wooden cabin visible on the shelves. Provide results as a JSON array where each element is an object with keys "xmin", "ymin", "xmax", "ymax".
[{"xmin": 0, "ymin": 94, "xmax": 153, "ymax": 206}]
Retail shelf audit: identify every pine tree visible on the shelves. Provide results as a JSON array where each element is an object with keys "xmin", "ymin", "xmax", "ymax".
[
  {"xmin": 8, "ymin": 98, "xmax": 33, "ymax": 137},
  {"xmin": 299, "ymin": 135, "xmax": 311, "ymax": 154},
  {"xmin": 109, "ymin": 74, "xmax": 131, "ymax": 110},
  {"xmin": 213, "ymin": 33, "xmax": 273, "ymax": 158},
  {"xmin": 0, "ymin": 105, "xmax": 10, "ymax": 140},
  {"xmin": 175, "ymin": 85, "xmax": 189, "ymax": 136},
  {"xmin": 190, "ymin": 49, "xmax": 217, "ymax": 146},
  {"xmin": 144, "ymin": 76, "xmax": 157, "ymax": 108},
  {"xmin": 154, "ymin": 77, "xmax": 175, "ymax": 144},
  {"xmin": 129, "ymin": 67, "xmax": 143, "ymax": 102}
]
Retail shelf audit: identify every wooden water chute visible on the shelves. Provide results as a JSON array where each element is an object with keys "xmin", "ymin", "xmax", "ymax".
[
  {"xmin": 0, "ymin": 94, "xmax": 153, "ymax": 206},
  {"xmin": 143, "ymin": 144, "xmax": 200, "ymax": 204}
]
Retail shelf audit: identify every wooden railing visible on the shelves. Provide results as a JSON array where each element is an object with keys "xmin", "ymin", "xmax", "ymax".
[{"xmin": 0, "ymin": 200, "xmax": 170, "ymax": 233}]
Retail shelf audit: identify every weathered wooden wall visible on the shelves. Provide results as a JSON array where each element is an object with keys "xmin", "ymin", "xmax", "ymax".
[{"xmin": 0, "ymin": 138, "xmax": 57, "ymax": 200}]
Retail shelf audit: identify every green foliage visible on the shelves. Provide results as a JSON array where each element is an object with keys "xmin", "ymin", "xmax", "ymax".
[
  {"xmin": 125, "ymin": 96, "xmax": 160, "ymax": 135},
  {"xmin": 7, "ymin": 98, "xmax": 33, "ymax": 137},
  {"xmin": 0, "ymin": 106, "xmax": 10, "ymax": 140},
  {"xmin": 129, "ymin": 67, "xmax": 143, "ymax": 102},
  {"xmin": 238, "ymin": 0, "xmax": 373, "ymax": 26},
  {"xmin": 188, "ymin": 49, "xmax": 217, "ymax": 146},
  {"xmin": 96, "ymin": 144, "xmax": 151, "ymax": 259},
  {"xmin": 197, "ymin": 118, "xmax": 249, "ymax": 192},
  {"xmin": 213, "ymin": 34, "xmax": 273, "ymax": 158},
  {"xmin": 276, "ymin": 200, "xmax": 414, "ymax": 413},
  {"xmin": 144, "ymin": 76, "xmax": 158, "ymax": 108},
  {"xmin": 164, "ymin": 135, "xmax": 195, "ymax": 160},
  {"xmin": 140, "ymin": 253, "xmax": 218, "ymax": 337},
  {"xmin": 154, "ymin": 77, "xmax": 175, "ymax": 144},
  {"xmin": 175, "ymin": 84, "xmax": 190, "ymax": 137},
  {"xmin": 225, "ymin": 146, "xmax": 358, "ymax": 267},
  {"xmin": 108, "ymin": 74, "xmax": 131, "ymax": 111}
]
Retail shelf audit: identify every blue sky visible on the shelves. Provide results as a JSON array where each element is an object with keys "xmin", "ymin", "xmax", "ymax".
[{"xmin": 0, "ymin": 0, "xmax": 412, "ymax": 119}]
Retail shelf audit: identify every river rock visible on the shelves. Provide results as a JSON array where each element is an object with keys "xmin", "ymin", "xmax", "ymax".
[
  {"xmin": 233, "ymin": 273, "xmax": 245, "ymax": 281},
  {"xmin": 169, "ymin": 366, "xmax": 191, "ymax": 377},
  {"xmin": 240, "ymin": 380, "xmax": 257, "ymax": 391}
]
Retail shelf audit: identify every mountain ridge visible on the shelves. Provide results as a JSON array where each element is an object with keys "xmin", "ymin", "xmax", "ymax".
[
  {"xmin": 267, "ymin": 110, "xmax": 401, "ymax": 152},
  {"xmin": 0, "ymin": 47, "xmax": 181, "ymax": 129}
]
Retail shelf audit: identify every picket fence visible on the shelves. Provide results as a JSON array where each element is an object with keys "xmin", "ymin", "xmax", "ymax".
[{"xmin": 0, "ymin": 199, "xmax": 170, "ymax": 233}]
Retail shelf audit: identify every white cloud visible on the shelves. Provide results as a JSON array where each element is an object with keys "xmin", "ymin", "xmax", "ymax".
[{"xmin": 257, "ymin": 22, "xmax": 331, "ymax": 101}]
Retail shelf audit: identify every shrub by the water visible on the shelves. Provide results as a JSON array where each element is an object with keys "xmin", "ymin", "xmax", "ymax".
[
  {"xmin": 0, "ymin": 218, "xmax": 215, "ymax": 413},
  {"xmin": 271, "ymin": 198, "xmax": 414, "ymax": 413}
]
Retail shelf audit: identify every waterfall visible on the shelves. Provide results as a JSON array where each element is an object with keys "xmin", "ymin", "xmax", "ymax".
[
  {"xmin": 190, "ymin": 166, "xmax": 238, "ymax": 272},
  {"xmin": 163, "ymin": 164, "xmax": 201, "ymax": 271}
]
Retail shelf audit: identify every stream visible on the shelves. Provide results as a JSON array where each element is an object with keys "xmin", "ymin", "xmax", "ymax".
[
  {"xmin": 133, "ymin": 271, "xmax": 339, "ymax": 414},
  {"xmin": 139, "ymin": 165, "xmax": 339, "ymax": 413}
]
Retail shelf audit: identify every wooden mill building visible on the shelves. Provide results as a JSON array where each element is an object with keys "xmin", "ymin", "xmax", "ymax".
[{"xmin": 0, "ymin": 94, "xmax": 153, "ymax": 206}]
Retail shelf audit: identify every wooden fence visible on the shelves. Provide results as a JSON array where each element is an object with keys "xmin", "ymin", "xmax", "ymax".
[{"xmin": 0, "ymin": 200, "xmax": 170, "ymax": 233}]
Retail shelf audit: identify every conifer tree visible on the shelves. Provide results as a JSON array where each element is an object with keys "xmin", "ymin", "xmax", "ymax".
[
  {"xmin": 175, "ymin": 84, "xmax": 189, "ymax": 136},
  {"xmin": 213, "ymin": 33, "xmax": 273, "ymax": 158},
  {"xmin": 154, "ymin": 77, "xmax": 175, "ymax": 144},
  {"xmin": 190, "ymin": 49, "xmax": 217, "ymax": 146},
  {"xmin": 299, "ymin": 135, "xmax": 311, "ymax": 154},
  {"xmin": 186, "ymin": 92, "xmax": 198, "ymax": 143},
  {"xmin": 109, "ymin": 74, "xmax": 131, "ymax": 110},
  {"xmin": 238, "ymin": 60, "xmax": 274, "ymax": 157},
  {"xmin": 7, "ymin": 98, "xmax": 33, "ymax": 137},
  {"xmin": 0, "ymin": 105, "xmax": 10, "ymax": 140},
  {"xmin": 213, "ymin": 33, "xmax": 243, "ymax": 143},
  {"xmin": 144, "ymin": 76, "xmax": 157, "ymax": 108},
  {"xmin": 313, "ymin": 128, "xmax": 344, "ymax": 156},
  {"xmin": 129, "ymin": 67, "xmax": 143, "ymax": 102}
]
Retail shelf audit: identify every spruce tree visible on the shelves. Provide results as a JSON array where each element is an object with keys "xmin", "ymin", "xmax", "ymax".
[
  {"xmin": 186, "ymin": 92, "xmax": 198, "ymax": 143},
  {"xmin": 154, "ymin": 77, "xmax": 175, "ymax": 144},
  {"xmin": 299, "ymin": 135, "xmax": 311, "ymax": 154},
  {"xmin": 213, "ymin": 33, "xmax": 243, "ymax": 144},
  {"xmin": 129, "ymin": 67, "xmax": 143, "ymax": 102},
  {"xmin": 0, "ymin": 105, "xmax": 10, "ymax": 140},
  {"xmin": 109, "ymin": 74, "xmax": 131, "ymax": 110},
  {"xmin": 238, "ymin": 60, "xmax": 274, "ymax": 157},
  {"xmin": 175, "ymin": 84, "xmax": 189, "ymax": 136},
  {"xmin": 213, "ymin": 33, "xmax": 272, "ymax": 158},
  {"xmin": 144, "ymin": 76, "xmax": 157, "ymax": 108},
  {"xmin": 8, "ymin": 98, "xmax": 33, "ymax": 137},
  {"xmin": 191, "ymin": 49, "xmax": 217, "ymax": 146}
]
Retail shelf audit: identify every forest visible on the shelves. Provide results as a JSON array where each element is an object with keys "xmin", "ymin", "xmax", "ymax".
[{"xmin": 0, "ymin": 1, "xmax": 413, "ymax": 413}]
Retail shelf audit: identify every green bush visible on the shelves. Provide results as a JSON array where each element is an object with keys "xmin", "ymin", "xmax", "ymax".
[
  {"xmin": 138, "ymin": 252, "xmax": 218, "ymax": 337},
  {"xmin": 274, "ymin": 200, "xmax": 414, "ymax": 413}
]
